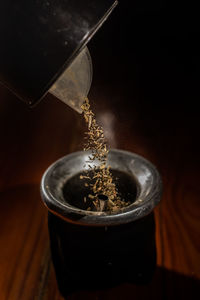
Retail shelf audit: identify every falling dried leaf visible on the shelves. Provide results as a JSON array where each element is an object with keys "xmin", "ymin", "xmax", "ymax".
[{"xmin": 81, "ymin": 98, "xmax": 129, "ymax": 212}]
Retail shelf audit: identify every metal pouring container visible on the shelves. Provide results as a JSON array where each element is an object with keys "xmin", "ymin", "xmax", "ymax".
[
  {"xmin": 40, "ymin": 149, "xmax": 162, "ymax": 296},
  {"xmin": 0, "ymin": 0, "xmax": 117, "ymax": 109}
]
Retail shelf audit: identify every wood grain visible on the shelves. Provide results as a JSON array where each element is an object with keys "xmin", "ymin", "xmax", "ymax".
[
  {"xmin": 0, "ymin": 80, "xmax": 199, "ymax": 299},
  {"xmin": 0, "ymin": 2, "xmax": 200, "ymax": 298}
]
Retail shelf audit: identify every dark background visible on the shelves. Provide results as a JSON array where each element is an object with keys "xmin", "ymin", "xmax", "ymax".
[
  {"xmin": 0, "ymin": 1, "xmax": 199, "ymax": 299},
  {"xmin": 88, "ymin": 0, "xmax": 200, "ymax": 180}
]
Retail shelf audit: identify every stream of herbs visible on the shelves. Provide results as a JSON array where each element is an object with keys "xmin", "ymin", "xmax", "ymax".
[{"xmin": 77, "ymin": 98, "xmax": 131, "ymax": 212}]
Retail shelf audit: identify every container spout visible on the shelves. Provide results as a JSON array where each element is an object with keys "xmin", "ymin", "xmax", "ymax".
[{"xmin": 49, "ymin": 47, "xmax": 92, "ymax": 114}]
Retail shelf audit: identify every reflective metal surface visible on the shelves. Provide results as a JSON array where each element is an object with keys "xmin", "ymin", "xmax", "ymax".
[
  {"xmin": 41, "ymin": 149, "xmax": 162, "ymax": 226},
  {"xmin": 0, "ymin": 0, "xmax": 117, "ymax": 105}
]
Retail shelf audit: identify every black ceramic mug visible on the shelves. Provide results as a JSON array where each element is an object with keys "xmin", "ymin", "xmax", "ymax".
[{"xmin": 41, "ymin": 149, "xmax": 162, "ymax": 297}]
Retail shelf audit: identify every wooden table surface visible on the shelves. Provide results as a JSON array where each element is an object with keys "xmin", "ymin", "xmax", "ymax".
[{"xmin": 0, "ymin": 3, "xmax": 200, "ymax": 299}]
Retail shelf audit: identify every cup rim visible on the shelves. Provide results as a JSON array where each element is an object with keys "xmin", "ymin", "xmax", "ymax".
[{"xmin": 40, "ymin": 149, "xmax": 162, "ymax": 226}]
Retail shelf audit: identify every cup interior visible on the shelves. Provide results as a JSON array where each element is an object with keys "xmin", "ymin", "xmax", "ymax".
[{"xmin": 41, "ymin": 149, "xmax": 162, "ymax": 225}]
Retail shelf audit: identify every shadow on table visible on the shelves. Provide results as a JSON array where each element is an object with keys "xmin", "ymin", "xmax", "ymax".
[{"xmin": 65, "ymin": 266, "xmax": 200, "ymax": 300}]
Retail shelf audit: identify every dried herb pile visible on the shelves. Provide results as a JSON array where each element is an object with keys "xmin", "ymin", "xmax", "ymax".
[{"xmin": 80, "ymin": 98, "xmax": 129, "ymax": 212}]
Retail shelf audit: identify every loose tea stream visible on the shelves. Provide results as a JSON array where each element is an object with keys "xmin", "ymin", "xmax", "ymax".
[
  {"xmin": 80, "ymin": 98, "xmax": 131, "ymax": 212},
  {"xmin": 63, "ymin": 169, "xmax": 137, "ymax": 211}
]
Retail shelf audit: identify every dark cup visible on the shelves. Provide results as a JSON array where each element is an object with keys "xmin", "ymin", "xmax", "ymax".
[{"xmin": 41, "ymin": 149, "xmax": 162, "ymax": 297}]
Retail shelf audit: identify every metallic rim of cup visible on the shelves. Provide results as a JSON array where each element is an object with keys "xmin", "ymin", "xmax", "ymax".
[{"xmin": 40, "ymin": 149, "xmax": 162, "ymax": 226}]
